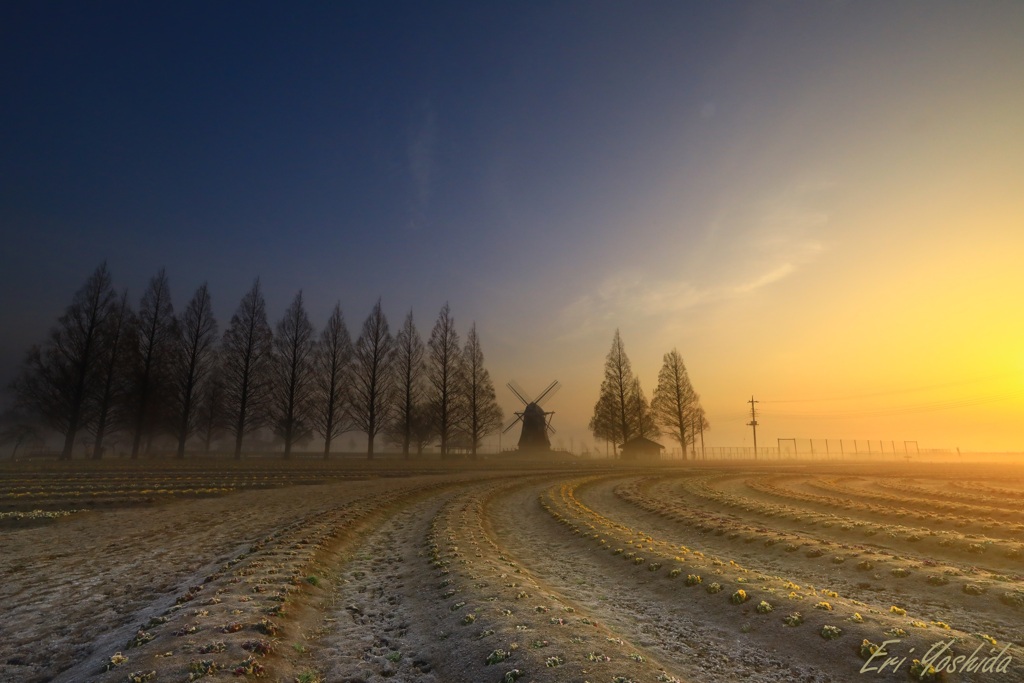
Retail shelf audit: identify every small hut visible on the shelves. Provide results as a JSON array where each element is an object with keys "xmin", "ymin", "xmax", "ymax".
[{"xmin": 619, "ymin": 436, "xmax": 665, "ymax": 461}]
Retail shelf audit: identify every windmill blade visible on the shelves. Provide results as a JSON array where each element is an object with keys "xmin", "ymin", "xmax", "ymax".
[
  {"xmin": 502, "ymin": 413, "xmax": 524, "ymax": 434},
  {"xmin": 506, "ymin": 381, "xmax": 530, "ymax": 406},
  {"xmin": 535, "ymin": 380, "xmax": 561, "ymax": 407},
  {"xmin": 545, "ymin": 411, "xmax": 557, "ymax": 434}
]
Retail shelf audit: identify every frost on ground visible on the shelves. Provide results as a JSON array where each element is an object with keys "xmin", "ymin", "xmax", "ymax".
[{"xmin": 1, "ymin": 460, "xmax": 1022, "ymax": 683}]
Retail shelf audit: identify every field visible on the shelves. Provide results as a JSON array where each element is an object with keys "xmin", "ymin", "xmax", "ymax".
[{"xmin": 1, "ymin": 458, "xmax": 1023, "ymax": 683}]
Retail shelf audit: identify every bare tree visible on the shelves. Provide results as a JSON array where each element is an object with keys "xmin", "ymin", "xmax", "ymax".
[
  {"xmin": 651, "ymin": 348, "xmax": 700, "ymax": 459},
  {"xmin": 628, "ymin": 378, "xmax": 659, "ymax": 440},
  {"xmin": 349, "ymin": 299, "xmax": 395, "ymax": 459},
  {"xmin": 588, "ymin": 329, "xmax": 635, "ymax": 455},
  {"xmin": 129, "ymin": 268, "xmax": 177, "ymax": 458},
  {"xmin": 0, "ymin": 408, "xmax": 43, "ymax": 459},
  {"xmin": 426, "ymin": 303, "xmax": 462, "ymax": 458},
  {"xmin": 272, "ymin": 291, "xmax": 316, "ymax": 458},
  {"xmin": 172, "ymin": 283, "xmax": 218, "ymax": 458},
  {"xmin": 460, "ymin": 323, "xmax": 503, "ymax": 459},
  {"xmin": 88, "ymin": 289, "xmax": 134, "ymax": 459},
  {"xmin": 389, "ymin": 310, "xmax": 425, "ymax": 458},
  {"xmin": 409, "ymin": 402, "xmax": 436, "ymax": 456},
  {"xmin": 10, "ymin": 263, "xmax": 116, "ymax": 459},
  {"xmin": 196, "ymin": 361, "xmax": 226, "ymax": 454},
  {"xmin": 221, "ymin": 279, "xmax": 274, "ymax": 459},
  {"xmin": 312, "ymin": 303, "xmax": 352, "ymax": 458}
]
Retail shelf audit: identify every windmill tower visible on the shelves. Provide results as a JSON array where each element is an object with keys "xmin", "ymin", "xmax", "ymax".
[{"xmin": 503, "ymin": 380, "xmax": 560, "ymax": 452}]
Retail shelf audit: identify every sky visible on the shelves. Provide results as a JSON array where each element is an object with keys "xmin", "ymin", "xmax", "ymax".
[{"xmin": 2, "ymin": 1, "xmax": 1022, "ymax": 454}]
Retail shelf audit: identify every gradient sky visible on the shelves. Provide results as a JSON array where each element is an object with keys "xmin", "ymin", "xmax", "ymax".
[{"xmin": 2, "ymin": 1, "xmax": 1022, "ymax": 453}]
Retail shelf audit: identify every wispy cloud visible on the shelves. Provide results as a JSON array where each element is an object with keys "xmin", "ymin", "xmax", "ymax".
[{"xmin": 556, "ymin": 179, "xmax": 832, "ymax": 342}]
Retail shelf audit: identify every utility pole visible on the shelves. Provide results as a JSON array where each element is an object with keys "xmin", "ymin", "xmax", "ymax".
[{"xmin": 747, "ymin": 395, "xmax": 759, "ymax": 460}]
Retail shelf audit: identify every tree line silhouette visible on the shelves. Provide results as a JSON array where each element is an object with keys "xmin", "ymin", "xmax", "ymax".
[
  {"xmin": 6, "ymin": 263, "xmax": 503, "ymax": 460},
  {"xmin": 590, "ymin": 329, "xmax": 708, "ymax": 458}
]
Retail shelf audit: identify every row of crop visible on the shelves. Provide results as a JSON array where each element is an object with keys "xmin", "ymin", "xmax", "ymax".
[
  {"xmin": 739, "ymin": 474, "xmax": 1024, "ymax": 550},
  {"xmin": 420, "ymin": 476, "xmax": 684, "ymax": 683},
  {"xmin": 617, "ymin": 475, "xmax": 1024, "ymax": 618},
  {"xmin": 950, "ymin": 480, "xmax": 1024, "ymax": 500},
  {"xmin": 0, "ymin": 473, "xmax": 337, "ymax": 494},
  {"xmin": 802, "ymin": 476, "xmax": 1021, "ymax": 524},
  {"xmin": 536, "ymin": 475, "xmax": 1012, "ymax": 681},
  {"xmin": 88, "ymin": 482, "xmax": 434, "ymax": 683},
  {"xmin": 872, "ymin": 477, "xmax": 1024, "ymax": 513}
]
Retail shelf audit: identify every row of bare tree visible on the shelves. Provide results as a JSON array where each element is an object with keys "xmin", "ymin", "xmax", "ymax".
[
  {"xmin": 589, "ymin": 329, "xmax": 708, "ymax": 458},
  {"xmin": 7, "ymin": 264, "xmax": 503, "ymax": 460}
]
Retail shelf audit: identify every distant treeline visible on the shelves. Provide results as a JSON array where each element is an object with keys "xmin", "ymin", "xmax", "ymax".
[{"xmin": 3, "ymin": 264, "xmax": 502, "ymax": 460}]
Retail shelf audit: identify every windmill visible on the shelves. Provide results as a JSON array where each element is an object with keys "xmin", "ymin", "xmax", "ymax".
[{"xmin": 503, "ymin": 380, "xmax": 560, "ymax": 452}]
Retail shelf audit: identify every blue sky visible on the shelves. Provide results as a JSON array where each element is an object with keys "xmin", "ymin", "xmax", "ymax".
[{"xmin": 3, "ymin": 1, "xmax": 1023, "ymax": 452}]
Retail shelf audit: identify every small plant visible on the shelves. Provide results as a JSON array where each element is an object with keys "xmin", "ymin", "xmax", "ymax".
[
  {"xmin": 629, "ymin": 653, "xmax": 646, "ymax": 662},
  {"xmin": 187, "ymin": 659, "xmax": 218, "ymax": 681},
  {"xmin": 889, "ymin": 605, "xmax": 906, "ymax": 616},
  {"xmin": 784, "ymin": 612, "xmax": 804, "ymax": 627},
  {"xmin": 891, "ymin": 568, "xmax": 910, "ymax": 578},
  {"xmin": 731, "ymin": 589, "xmax": 749, "ymax": 604},
  {"xmin": 849, "ymin": 612, "xmax": 863, "ymax": 623},
  {"xmin": 963, "ymin": 583, "xmax": 984, "ymax": 596},
  {"xmin": 860, "ymin": 640, "xmax": 881, "ymax": 659},
  {"xmin": 503, "ymin": 670, "xmax": 523, "ymax": 683},
  {"xmin": 486, "ymin": 649, "xmax": 510, "ymax": 665},
  {"xmin": 685, "ymin": 574, "xmax": 702, "ymax": 586},
  {"xmin": 706, "ymin": 582, "xmax": 723, "ymax": 594},
  {"xmin": 669, "ymin": 568, "xmax": 682, "ymax": 578},
  {"xmin": 544, "ymin": 655, "xmax": 564, "ymax": 667},
  {"xmin": 232, "ymin": 655, "xmax": 266, "ymax": 676},
  {"xmin": 814, "ymin": 601, "xmax": 833, "ymax": 611},
  {"xmin": 926, "ymin": 575, "xmax": 949, "ymax": 586},
  {"xmin": 908, "ymin": 659, "xmax": 939, "ymax": 681},
  {"xmin": 1000, "ymin": 590, "xmax": 1024, "ymax": 608},
  {"xmin": 976, "ymin": 633, "xmax": 998, "ymax": 646},
  {"xmin": 294, "ymin": 671, "xmax": 323, "ymax": 683},
  {"xmin": 127, "ymin": 630, "xmax": 154, "ymax": 648},
  {"xmin": 462, "ymin": 613, "xmax": 476, "ymax": 624},
  {"xmin": 386, "ymin": 651, "xmax": 401, "ymax": 662},
  {"xmin": 856, "ymin": 560, "xmax": 874, "ymax": 571},
  {"xmin": 104, "ymin": 652, "xmax": 129, "ymax": 671},
  {"xmin": 756, "ymin": 600, "xmax": 773, "ymax": 614},
  {"xmin": 255, "ymin": 618, "xmax": 279, "ymax": 636},
  {"xmin": 820, "ymin": 625, "xmax": 842, "ymax": 640},
  {"xmin": 198, "ymin": 641, "xmax": 226, "ymax": 654},
  {"xmin": 127, "ymin": 672, "xmax": 156, "ymax": 683}
]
